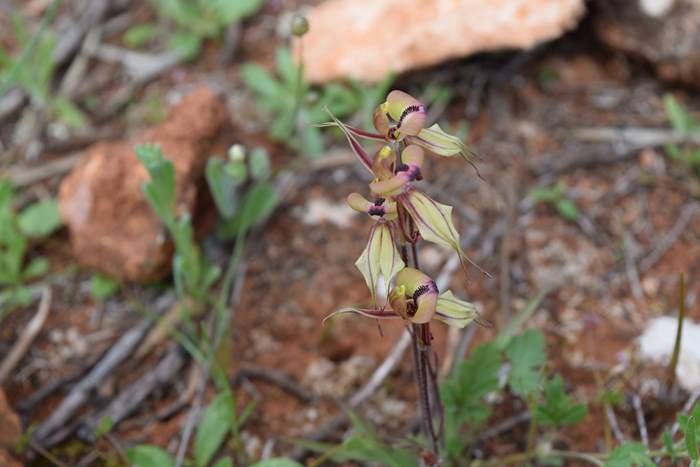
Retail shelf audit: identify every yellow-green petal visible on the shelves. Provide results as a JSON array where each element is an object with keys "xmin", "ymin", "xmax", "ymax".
[
  {"xmin": 434, "ymin": 290, "xmax": 477, "ymax": 328},
  {"xmin": 355, "ymin": 222, "xmax": 404, "ymax": 305}
]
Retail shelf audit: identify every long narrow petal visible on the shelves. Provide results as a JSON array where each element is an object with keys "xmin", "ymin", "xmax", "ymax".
[
  {"xmin": 316, "ymin": 122, "xmax": 386, "ymax": 141},
  {"xmin": 323, "ymin": 110, "xmax": 374, "ymax": 172},
  {"xmin": 323, "ymin": 307, "xmax": 400, "ymax": 325}
]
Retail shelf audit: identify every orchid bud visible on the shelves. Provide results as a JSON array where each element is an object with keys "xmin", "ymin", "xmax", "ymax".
[
  {"xmin": 291, "ymin": 14, "xmax": 309, "ymax": 37},
  {"xmin": 383, "ymin": 90, "xmax": 427, "ymax": 137},
  {"xmin": 392, "ymin": 267, "xmax": 438, "ymax": 324},
  {"xmin": 434, "ymin": 290, "xmax": 478, "ymax": 328},
  {"xmin": 355, "ymin": 222, "xmax": 404, "ymax": 305}
]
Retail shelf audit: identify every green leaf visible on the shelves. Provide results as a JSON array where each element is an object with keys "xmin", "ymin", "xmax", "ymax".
[
  {"xmin": 249, "ymin": 147, "xmax": 271, "ymax": 181},
  {"xmin": 664, "ymin": 94, "xmax": 697, "ymax": 135},
  {"xmin": 212, "ymin": 458, "xmax": 234, "ymax": 467},
  {"xmin": 52, "ymin": 97, "xmax": 86, "ymax": 128},
  {"xmin": 94, "ymin": 415, "xmax": 113, "ymax": 439},
  {"xmin": 605, "ymin": 442, "xmax": 649, "ymax": 467},
  {"xmin": 206, "ymin": 158, "xmax": 241, "ymax": 219},
  {"xmin": 241, "ymin": 64, "xmax": 284, "ymax": 102},
  {"xmin": 300, "ymin": 126, "xmax": 324, "ymax": 158},
  {"xmin": 90, "ymin": 273, "xmax": 120, "ymax": 301},
  {"xmin": 275, "ymin": 47, "xmax": 297, "ymax": 87},
  {"xmin": 535, "ymin": 375, "xmax": 587, "ymax": 428},
  {"xmin": 662, "ymin": 431, "xmax": 676, "ymax": 460},
  {"xmin": 169, "ymin": 31, "xmax": 202, "ymax": 60},
  {"xmin": 22, "ymin": 257, "xmax": 49, "ymax": 279},
  {"xmin": 136, "ymin": 144, "xmax": 176, "ymax": 225},
  {"xmin": 211, "ymin": 0, "xmax": 265, "ymax": 23},
  {"xmin": 126, "ymin": 444, "xmax": 175, "ymax": 467},
  {"xmin": 338, "ymin": 435, "xmax": 419, "ymax": 467},
  {"xmin": 250, "ymin": 459, "xmax": 304, "ymax": 467},
  {"xmin": 687, "ymin": 416, "xmax": 699, "ymax": 461},
  {"xmin": 124, "ymin": 23, "xmax": 160, "ymax": 48},
  {"xmin": 17, "ymin": 199, "xmax": 62, "ymax": 238},
  {"xmin": 555, "ymin": 198, "xmax": 579, "ymax": 221},
  {"xmin": 443, "ymin": 342, "xmax": 501, "ymax": 423},
  {"xmin": 194, "ymin": 391, "xmax": 234, "ymax": 467},
  {"xmin": 219, "ymin": 183, "xmax": 277, "ymax": 239},
  {"xmin": 506, "ymin": 329, "xmax": 546, "ymax": 396}
]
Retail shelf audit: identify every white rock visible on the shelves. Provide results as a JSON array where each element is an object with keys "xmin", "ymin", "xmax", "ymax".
[
  {"xmin": 640, "ymin": 0, "xmax": 675, "ymax": 17},
  {"xmin": 638, "ymin": 316, "xmax": 700, "ymax": 391},
  {"xmin": 299, "ymin": 0, "xmax": 585, "ymax": 83}
]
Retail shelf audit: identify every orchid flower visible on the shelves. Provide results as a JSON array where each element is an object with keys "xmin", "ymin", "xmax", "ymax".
[
  {"xmin": 326, "ymin": 267, "xmax": 478, "ymax": 329},
  {"xmin": 322, "ymin": 90, "xmax": 474, "ymax": 165}
]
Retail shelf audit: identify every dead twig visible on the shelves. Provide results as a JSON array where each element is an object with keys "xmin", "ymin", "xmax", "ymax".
[
  {"xmin": 77, "ymin": 345, "xmax": 187, "ymax": 442},
  {"xmin": 623, "ymin": 232, "xmax": 643, "ymax": 300},
  {"xmin": 639, "ymin": 203, "xmax": 700, "ymax": 272},
  {"xmin": 6, "ymin": 153, "xmax": 82, "ymax": 187},
  {"xmin": 233, "ymin": 367, "xmax": 316, "ymax": 404},
  {"xmin": 574, "ymin": 127, "xmax": 700, "ymax": 148},
  {"xmin": 605, "ymin": 404, "xmax": 625, "ymax": 444},
  {"xmin": 631, "ymin": 394, "xmax": 649, "ymax": 448},
  {"xmin": 33, "ymin": 319, "xmax": 153, "ymax": 445},
  {"xmin": 0, "ymin": 286, "xmax": 51, "ymax": 383},
  {"xmin": 478, "ymin": 411, "xmax": 531, "ymax": 441}
]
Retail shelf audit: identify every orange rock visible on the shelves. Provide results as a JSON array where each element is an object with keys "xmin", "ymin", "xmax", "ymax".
[
  {"xmin": 59, "ymin": 87, "xmax": 229, "ymax": 282},
  {"xmin": 0, "ymin": 388, "xmax": 21, "ymax": 450},
  {"xmin": 298, "ymin": 0, "xmax": 585, "ymax": 83},
  {"xmin": 0, "ymin": 450, "xmax": 22, "ymax": 467}
]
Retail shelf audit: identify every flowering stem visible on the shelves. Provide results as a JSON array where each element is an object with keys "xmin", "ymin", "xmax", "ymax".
[{"xmin": 400, "ymin": 203, "xmax": 444, "ymax": 458}]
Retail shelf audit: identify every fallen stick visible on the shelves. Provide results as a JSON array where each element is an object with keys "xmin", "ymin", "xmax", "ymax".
[
  {"xmin": 573, "ymin": 127, "xmax": 700, "ymax": 147},
  {"xmin": 0, "ymin": 286, "xmax": 52, "ymax": 383},
  {"xmin": 639, "ymin": 203, "xmax": 700, "ymax": 272},
  {"xmin": 77, "ymin": 345, "xmax": 186, "ymax": 442},
  {"xmin": 33, "ymin": 318, "xmax": 152, "ymax": 444},
  {"xmin": 6, "ymin": 154, "xmax": 82, "ymax": 187},
  {"xmin": 233, "ymin": 367, "xmax": 316, "ymax": 404}
]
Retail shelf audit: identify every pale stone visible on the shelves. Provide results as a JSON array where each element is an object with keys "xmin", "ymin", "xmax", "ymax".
[
  {"xmin": 639, "ymin": 316, "xmax": 700, "ymax": 392},
  {"xmin": 299, "ymin": 0, "xmax": 586, "ymax": 83}
]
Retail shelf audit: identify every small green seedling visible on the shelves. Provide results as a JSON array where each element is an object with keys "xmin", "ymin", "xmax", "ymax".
[
  {"xmin": 90, "ymin": 273, "xmax": 120, "ymax": 302},
  {"xmin": 530, "ymin": 182, "xmax": 580, "ymax": 221},
  {"xmin": 128, "ymin": 0, "xmax": 265, "ymax": 59},
  {"xmin": 136, "ymin": 144, "xmax": 220, "ymax": 302},
  {"xmin": 0, "ymin": 5, "xmax": 84, "ymax": 127},
  {"xmin": 663, "ymin": 94, "xmax": 700, "ymax": 174},
  {"xmin": 0, "ymin": 179, "xmax": 61, "ymax": 319},
  {"xmin": 241, "ymin": 47, "xmax": 392, "ymax": 158}
]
